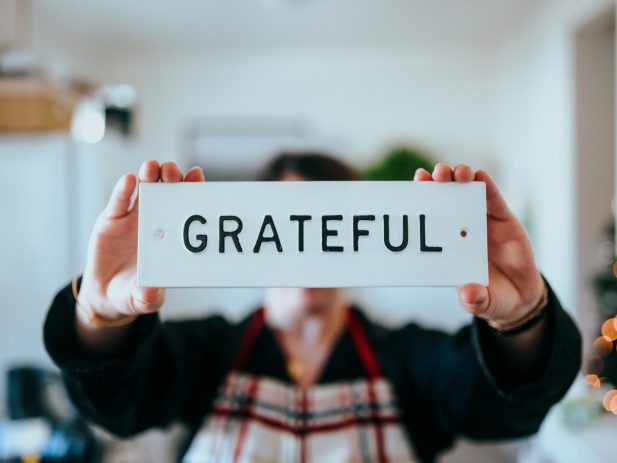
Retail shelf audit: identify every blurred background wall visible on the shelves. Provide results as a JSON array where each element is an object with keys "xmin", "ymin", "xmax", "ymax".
[{"xmin": 1, "ymin": 0, "xmax": 616, "ymax": 461}]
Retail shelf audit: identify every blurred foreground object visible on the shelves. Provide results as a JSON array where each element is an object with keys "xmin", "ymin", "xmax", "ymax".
[
  {"xmin": 0, "ymin": 366, "xmax": 101, "ymax": 462},
  {"xmin": 534, "ymin": 380, "xmax": 617, "ymax": 463}
]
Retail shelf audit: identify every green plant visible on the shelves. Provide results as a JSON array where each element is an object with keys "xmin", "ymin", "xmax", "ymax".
[{"xmin": 364, "ymin": 146, "xmax": 435, "ymax": 181}]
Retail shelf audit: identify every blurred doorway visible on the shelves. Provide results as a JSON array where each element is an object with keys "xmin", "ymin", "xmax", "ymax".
[{"xmin": 574, "ymin": 5, "xmax": 616, "ymax": 354}]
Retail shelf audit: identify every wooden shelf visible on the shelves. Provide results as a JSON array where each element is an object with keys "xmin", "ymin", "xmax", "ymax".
[{"xmin": 0, "ymin": 77, "xmax": 78, "ymax": 133}]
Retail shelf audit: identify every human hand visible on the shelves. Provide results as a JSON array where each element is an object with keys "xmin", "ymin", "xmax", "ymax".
[
  {"xmin": 414, "ymin": 163, "xmax": 545, "ymax": 327},
  {"xmin": 78, "ymin": 161, "xmax": 205, "ymax": 322}
]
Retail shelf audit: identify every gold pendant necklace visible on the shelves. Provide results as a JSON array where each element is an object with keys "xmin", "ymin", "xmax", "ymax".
[{"xmin": 287, "ymin": 358, "xmax": 304, "ymax": 383}]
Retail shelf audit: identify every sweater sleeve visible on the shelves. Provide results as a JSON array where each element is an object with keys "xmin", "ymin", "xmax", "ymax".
[
  {"xmin": 43, "ymin": 281, "xmax": 236, "ymax": 437},
  {"xmin": 398, "ymin": 278, "xmax": 581, "ymax": 446}
]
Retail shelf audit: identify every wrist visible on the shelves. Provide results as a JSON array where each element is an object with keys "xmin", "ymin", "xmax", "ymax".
[
  {"xmin": 487, "ymin": 282, "xmax": 549, "ymax": 334},
  {"xmin": 73, "ymin": 274, "xmax": 138, "ymax": 328}
]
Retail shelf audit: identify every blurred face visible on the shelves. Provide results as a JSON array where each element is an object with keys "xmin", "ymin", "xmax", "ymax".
[
  {"xmin": 264, "ymin": 170, "xmax": 347, "ymax": 324},
  {"xmin": 265, "ymin": 287, "xmax": 346, "ymax": 320}
]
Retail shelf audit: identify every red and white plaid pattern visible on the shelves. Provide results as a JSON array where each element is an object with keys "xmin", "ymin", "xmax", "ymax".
[{"xmin": 183, "ymin": 372, "xmax": 416, "ymax": 463}]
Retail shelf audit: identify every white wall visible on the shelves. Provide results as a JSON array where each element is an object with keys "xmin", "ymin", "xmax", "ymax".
[
  {"xmin": 0, "ymin": 136, "xmax": 73, "ymax": 415},
  {"xmin": 88, "ymin": 47, "xmax": 496, "ymax": 170},
  {"xmin": 491, "ymin": 0, "xmax": 614, "ymax": 315}
]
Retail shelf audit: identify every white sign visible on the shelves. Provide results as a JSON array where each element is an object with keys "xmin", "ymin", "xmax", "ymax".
[{"xmin": 137, "ymin": 181, "xmax": 488, "ymax": 288}]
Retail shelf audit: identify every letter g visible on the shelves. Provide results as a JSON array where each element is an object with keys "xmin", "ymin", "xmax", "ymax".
[{"xmin": 184, "ymin": 214, "xmax": 208, "ymax": 253}]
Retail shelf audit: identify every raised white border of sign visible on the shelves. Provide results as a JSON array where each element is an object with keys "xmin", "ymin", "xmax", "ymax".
[{"xmin": 137, "ymin": 181, "xmax": 488, "ymax": 288}]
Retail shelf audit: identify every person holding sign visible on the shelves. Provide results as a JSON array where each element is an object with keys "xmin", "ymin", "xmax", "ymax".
[{"xmin": 44, "ymin": 154, "xmax": 581, "ymax": 463}]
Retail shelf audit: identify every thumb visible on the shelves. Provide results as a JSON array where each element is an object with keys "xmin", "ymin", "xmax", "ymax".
[
  {"xmin": 104, "ymin": 173, "xmax": 137, "ymax": 219},
  {"xmin": 129, "ymin": 286, "xmax": 165, "ymax": 314},
  {"xmin": 458, "ymin": 283, "xmax": 491, "ymax": 318}
]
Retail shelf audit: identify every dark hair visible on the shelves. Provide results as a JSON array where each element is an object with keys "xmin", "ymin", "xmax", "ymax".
[{"xmin": 256, "ymin": 152, "xmax": 361, "ymax": 181}]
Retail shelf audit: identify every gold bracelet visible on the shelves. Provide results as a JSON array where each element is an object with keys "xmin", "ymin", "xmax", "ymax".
[
  {"xmin": 488, "ymin": 283, "xmax": 549, "ymax": 333},
  {"xmin": 72, "ymin": 274, "xmax": 138, "ymax": 328}
]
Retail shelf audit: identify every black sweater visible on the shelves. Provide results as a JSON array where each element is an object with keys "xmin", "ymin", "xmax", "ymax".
[{"xmin": 44, "ymin": 280, "xmax": 581, "ymax": 462}]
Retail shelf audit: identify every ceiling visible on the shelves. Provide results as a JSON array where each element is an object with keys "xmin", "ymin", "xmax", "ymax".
[{"xmin": 31, "ymin": 0, "xmax": 541, "ymax": 52}]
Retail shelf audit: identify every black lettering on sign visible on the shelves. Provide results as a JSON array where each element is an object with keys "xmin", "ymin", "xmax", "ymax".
[
  {"xmin": 290, "ymin": 215, "xmax": 312, "ymax": 252},
  {"xmin": 383, "ymin": 214, "xmax": 408, "ymax": 252},
  {"xmin": 219, "ymin": 216, "xmax": 243, "ymax": 253},
  {"xmin": 420, "ymin": 214, "xmax": 443, "ymax": 252},
  {"xmin": 184, "ymin": 213, "xmax": 445, "ymax": 255},
  {"xmin": 322, "ymin": 215, "xmax": 344, "ymax": 252},
  {"xmin": 254, "ymin": 215, "xmax": 283, "ymax": 253},
  {"xmin": 183, "ymin": 214, "xmax": 208, "ymax": 253},
  {"xmin": 353, "ymin": 215, "xmax": 375, "ymax": 252}
]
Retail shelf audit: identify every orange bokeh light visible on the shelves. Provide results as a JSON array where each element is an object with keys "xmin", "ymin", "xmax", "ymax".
[
  {"xmin": 585, "ymin": 374, "xmax": 601, "ymax": 389},
  {"xmin": 601, "ymin": 318, "xmax": 617, "ymax": 341},
  {"xmin": 593, "ymin": 336, "xmax": 614, "ymax": 357},
  {"xmin": 603, "ymin": 390, "xmax": 617, "ymax": 413}
]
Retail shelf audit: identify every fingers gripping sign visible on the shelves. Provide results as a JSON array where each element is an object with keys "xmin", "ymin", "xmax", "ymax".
[
  {"xmin": 78, "ymin": 161, "xmax": 206, "ymax": 327},
  {"xmin": 415, "ymin": 163, "xmax": 546, "ymax": 330}
]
